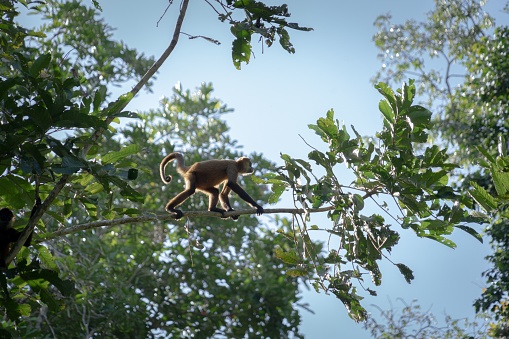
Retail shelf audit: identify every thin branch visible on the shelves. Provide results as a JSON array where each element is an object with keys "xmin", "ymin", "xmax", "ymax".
[
  {"xmin": 157, "ymin": 0, "xmax": 174, "ymax": 27},
  {"xmin": 204, "ymin": 0, "xmax": 221, "ymax": 16},
  {"xmin": 37, "ymin": 207, "xmax": 335, "ymax": 242},
  {"xmin": 6, "ymin": 0, "xmax": 191, "ymax": 265},
  {"xmin": 181, "ymin": 32, "xmax": 221, "ymax": 45}
]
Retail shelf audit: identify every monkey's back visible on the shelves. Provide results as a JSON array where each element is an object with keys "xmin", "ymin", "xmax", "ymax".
[{"xmin": 190, "ymin": 160, "xmax": 233, "ymax": 188}]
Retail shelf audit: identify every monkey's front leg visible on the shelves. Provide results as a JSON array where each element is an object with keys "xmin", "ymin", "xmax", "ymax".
[
  {"xmin": 227, "ymin": 182, "xmax": 264, "ymax": 216},
  {"xmin": 219, "ymin": 186, "xmax": 240, "ymax": 220},
  {"xmin": 204, "ymin": 187, "xmax": 229, "ymax": 219}
]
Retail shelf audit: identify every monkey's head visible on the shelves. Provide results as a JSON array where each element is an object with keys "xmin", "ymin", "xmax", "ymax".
[
  {"xmin": 237, "ymin": 157, "xmax": 254, "ymax": 175},
  {"xmin": 0, "ymin": 208, "xmax": 14, "ymax": 230}
]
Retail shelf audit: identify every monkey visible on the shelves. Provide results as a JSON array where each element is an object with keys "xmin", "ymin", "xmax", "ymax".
[
  {"xmin": 159, "ymin": 152, "xmax": 264, "ymax": 220},
  {"xmin": 0, "ymin": 198, "xmax": 39, "ymax": 267}
]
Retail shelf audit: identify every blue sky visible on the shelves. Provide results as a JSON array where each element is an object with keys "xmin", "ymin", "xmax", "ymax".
[{"xmin": 19, "ymin": 0, "xmax": 508, "ymax": 337}]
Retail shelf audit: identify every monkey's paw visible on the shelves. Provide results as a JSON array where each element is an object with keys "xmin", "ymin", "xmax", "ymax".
[
  {"xmin": 226, "ymin": 208, "xmax": 239, "ymax": 221},
  {"xmin": 167, "ymin": 209, "xmax": 183, "ymax": 220}
]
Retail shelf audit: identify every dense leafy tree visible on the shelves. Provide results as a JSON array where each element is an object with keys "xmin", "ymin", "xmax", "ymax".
[
  {"xmin": 364, "ymin": 299, "xmax": 490, "ymax": 339},
  {"xmin": 372, "ymin": 0, "xmax": 500, "ymax": 159},
  {"xmin": 0, "ymin": 0, "xmax": 493, "ymax": 335},
  {"xmin": 372, "ymin": 0, "xmax": 509, "ymax": 330},
  {"xmin": 23, "ymin": 83, "xmax": 307, "ymax": 338},
  {"xmin": 266, "ymin": 80, "xmax": 483, "ymax": 321},
  {"xmin": 0, "ymin": 0, "xmax": 313, "ymax": 336}
]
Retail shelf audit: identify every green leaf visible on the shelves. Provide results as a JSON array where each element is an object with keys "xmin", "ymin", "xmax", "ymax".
[
  {"xmin": 469, "ymin": 181, "xmax": 497, "ymax": 212},
  {"xmin": 455, "ymin": 225, "xmax": 483, "ymax": 243},
  {"xmin": 378, "ymin": 99, "xmax": 395, "ymax": 124},
  {"xmin": 109, "ymin": 111, "xmax": 139, "ymax": 119},
  {"xmin": 401, "ymin": 80, "xmax": 415, "ymax": 109},
  {"xmin": 476, "ymin": 145, "xmax": 497, "ymax": 164},
  {"xmin": 54, "ymin": 111, "xmax": 107, "ymax": 129},
  {"xmin": 102, "ymin": 92, "xmax": 134, "ymax": 117},
  {"xmin": 51, "ymin": 155, "xmax": 87, "ymax": 174},
  {"xmin": 39, "ymin": 288, "xmax": 61, "ymax": 311},
  {"xmin": 316, "ymin": 114, "xmax": 339, "ymax": 139},
  {"xmin": 274, "ymin": 246, "xmax": 301, "ymax": 265},
  {"xmin": 286, "ymin": 267, "xmax": 308, "ymax": 277},
  {"xmin": 492, "ymin": 170, "xmax": 509, "ymax": 196},
  {"xmin": 269, "ymin": 183, "xmax": 286, "ymax": 204},
  {"xmin": 395, "ymin": 263, "xmax": 414, "ymax": 283},
  {"xmin": 231, "ymin": 25, "xmax": 252, "ymax": 69},
  {"xmin": 17, "ymin": 303, "xmax": 31, "ymax": 317},
  {"xmin": 36, "ymin": 245, "xmax": 59, "ymax": 271},
  {"xmin": 106, "ymin": 176, "xmax": 144, "ymax": 203},
  {"xmin": 0, "ymin": 77, "xmax": 23, "ymax": 95},
  {"xmin": 278, "ymin": 27, "xmax": 295, "ymax": 53},
  {"xmin": 375, "ymin": 82, "xmax": 397, "ymax": 113},
  {"xmin": 422, "ymin": 234, "xmax": 457, "ymax": 248},
  {"xmin": 352, "ymin": 194, "xmax": 364, "ymax": 211},
  {"xmin": 406, "ymin": 105, "xmax": 432, "ymax": 127},
  {"xmin": 102, "ymin": 145, "xmax": 141, "ymax": 164},
  {"xmin": 93, "ymin": 86, "xmax": 107, "ymax": 112},
  {"xmin": 30, "ymin": 53, "xmax": 51, "ymax": 76}
]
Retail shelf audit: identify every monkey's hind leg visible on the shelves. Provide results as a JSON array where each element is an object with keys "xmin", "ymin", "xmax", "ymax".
[
  {"xmin": 203, "ymin": 187, "xmax": 228, "ymax": 219},
  {"xmin": 165, "ymin": 187, "xmax": 196, "ymax": 220}
]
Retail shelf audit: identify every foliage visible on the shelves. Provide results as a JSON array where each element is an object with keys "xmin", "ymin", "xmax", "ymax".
[
  {"xmin": 14, "ymin": 84, "xmax": 307, "ymax": 338},
  {"xmin": 470, "ymin": 144, "xmax": 509, "ymax": 323},
  {"xmin": 0, "ymin": 0, "xmax": 312, "ymax": 335},
  {"xmin": 265, "ymin": 80, "xmax": 483, "ymax": 321},
  {"xmin": 372, "ymin": 0, "xmax": 497, "ymax": 159},
  {"xmin": 364, "ymin": 299, "xmax": 490, "ymax": 339},
  {"xmin": 210, "ymin": 0, "xmax": 313, "ymax": 69},
  {"xmin": 373, "ymin": 0, "xmax": 509, "ymax": 326},
  {"xmin": 34, "ymin": 0, "xmax": 156, "ymax": 94},
  {"xmin": 453, "ymin": 26, "xmax": 509, "ymax": 156},
  {"xmin": 373, "ymin": 0, "xmax": 495, "ymax": 97}
]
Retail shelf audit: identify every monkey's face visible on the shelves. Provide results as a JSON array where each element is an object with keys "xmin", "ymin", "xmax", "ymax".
[
  {"xmin": 0, "ymin": 208, "xmax": 14, "ymax": 230},
  {"xmin": 238, "ymin": 157, "xmax": 254, "ymax": 175}
]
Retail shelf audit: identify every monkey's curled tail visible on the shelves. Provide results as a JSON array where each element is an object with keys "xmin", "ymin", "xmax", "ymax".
[{"xmin": 159, "ymin": 152, "xmax": 186, "ymax": 184}]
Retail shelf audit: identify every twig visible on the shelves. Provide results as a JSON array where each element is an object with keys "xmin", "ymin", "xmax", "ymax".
[{"xmin": 157, "ymin": 0, "xmax": 174, "ymax": 27}]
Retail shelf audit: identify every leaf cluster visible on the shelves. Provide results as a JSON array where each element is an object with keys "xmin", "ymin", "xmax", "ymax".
[
  {"xmin": 0, "ymin": 0, "xmax": 145, "ymax": 326},
  {"xmin": 209, "ymin": 0, "xmax": 312, "ymax": 69},
  {"xmin": 23, "ymin": 83, "xmax": 307, "ymax": 338},
  {"xmin": 372, "ymin": 1, "xmax": 509, "ymax": 324},
  {"xmin": 266, "ymin": 81, "xmax": 483, "ymax": 321},
  {"xmin": 469, "ymin": 144, "xmax": 509, "ymax": 321},
  {"xmin": 1, "ymin": 0, "xmax": 314, "ymax": 336}
]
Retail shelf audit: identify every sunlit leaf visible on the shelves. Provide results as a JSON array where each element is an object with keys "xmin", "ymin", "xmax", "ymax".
[{"xmin": 469, "ymin": 181, "xmax": 497, "ymax": 212}]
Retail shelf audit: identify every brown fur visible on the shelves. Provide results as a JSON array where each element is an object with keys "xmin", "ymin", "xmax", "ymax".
[{"xmin": 160, "ymin": 152, "xmax": 263, "ymax": 219}]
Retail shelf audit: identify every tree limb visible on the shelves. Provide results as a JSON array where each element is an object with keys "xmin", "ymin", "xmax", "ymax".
[
  {"xmin": 38, "ymin": 206, "xmax": 335, "ymax": 242},
  {"xmin": 6, "ymin": 0, "xmax": 191, "ymax": 265}
]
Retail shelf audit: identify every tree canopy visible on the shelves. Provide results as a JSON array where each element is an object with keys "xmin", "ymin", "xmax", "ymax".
[
  {"xmin": 373, "ymin": 0, "xmax": 509, "ymax": 334},
  {"xmin": 0, "ymin": 0, "xmax": 503, "ymax": 336}
]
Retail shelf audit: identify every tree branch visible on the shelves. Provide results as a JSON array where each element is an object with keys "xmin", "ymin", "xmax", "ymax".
[
  {"xmin": 38, "ymin": 206, "xmax": 335, "ymax": 242},
  {"xmin": 6, "ymin": 0, "xmax": 191, "ymax": 266}
]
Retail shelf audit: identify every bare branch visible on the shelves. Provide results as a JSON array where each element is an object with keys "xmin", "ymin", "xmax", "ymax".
[{"xmin": 38, "ymin": 206, "xmax": 335, "ymax": 242}]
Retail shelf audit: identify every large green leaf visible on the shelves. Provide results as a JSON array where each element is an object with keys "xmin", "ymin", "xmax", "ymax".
[
  {"xmin": 29, "ymin": 53, "xmax": 51, "ymax": 76},
  {"xmin": 102, "ymin": 145, "xmax": 141, "ymax": 164},
  {"xmin": 492, "ymin": 170, "xmax": 509, "ymax": 196},
  {"xmin": 469, "ymin": 181, "xmax": 497, "ymax": 212}
]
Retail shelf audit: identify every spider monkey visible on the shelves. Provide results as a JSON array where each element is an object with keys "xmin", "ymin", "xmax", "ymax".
[
  {"xmin": 160, "ymin": 152, "xmax": 264, "ymax": 220},
  {"xmin": 0, "ymin": 198, "xmax": 39, "ymax": 267}
]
